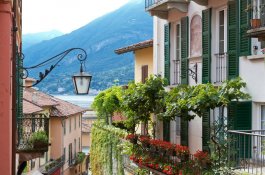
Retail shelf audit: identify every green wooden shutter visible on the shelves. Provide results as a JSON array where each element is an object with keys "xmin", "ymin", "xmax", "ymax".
[
  {"xmin": 238, "ymin": 0, "xmax": 251, "ymax": 56},
  {"xmin": 164, "ymin": 23, "xmax": 170, "ymax": 85},
  {"xmin": 181, "ymin": 118, "xmax": 188, "ymax": 146},
  {"xmin": 163, "ymin": 121, "xmax": 170, "ymax": 142},
  {"xmin": 202, "ymin": 110, "xmax": 210, "ymax": 152},
  {"xmin": 181, "ymin": 17, "xmax": 189, "ymax": 85},
  {"xmin": 202, "ymin": 8, "xmax": 212, "ymax": 84},
  {"xmin": 228, "ymin": 101, "xmax": 252, "ymax": 158},
  {"xmin": 227, "ymin": 1, "xmax": 238, "ymax": 79}
]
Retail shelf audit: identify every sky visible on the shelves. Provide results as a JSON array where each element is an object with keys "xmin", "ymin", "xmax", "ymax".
[{"xmin": 22, "ymin": 0, "xmax": 130, "ymax": 34}]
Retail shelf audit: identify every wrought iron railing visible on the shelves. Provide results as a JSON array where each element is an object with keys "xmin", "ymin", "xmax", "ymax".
[
  {"xmin": 69, "ymin": 152, "xmax": 86, "ymax": 167},
  {"xmin": 228, "ymin": 130, "xmax": 265, "ymax": 174},
  {"xmin": 172, "ymin": 59, "xmax": 181, "ymax": 85},
  {"xmin": 16, "ymin": 114, "xmax": 49, "ymax": 153},
  {"xmin": 145, "ymin": 0, "xmax": 160, "ymax": 9},
  {"xmin": 40, "ymin": 155, "xmax": 65, "ymax": 175},
  {"xmin": 213, "ymin": 53, "xmax": 227, "ymax": 84}
]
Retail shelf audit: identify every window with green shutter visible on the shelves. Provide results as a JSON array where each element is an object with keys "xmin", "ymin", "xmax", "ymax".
[
  {"xmin": 228, "ymin": 101, "xmax": 252, "ymax": 158},
  {"xmin": 163, "ymin": 121, "xmax": 170, "ymax": 142},
  {"xmin": 238, "ymin": 0, "xmax": 251, "ymax": 56},
  {"xmin": 227, "ymin": 1, "xmax": 238, "ymax": 79},
  {"xmin": 202, "ymin": 110, "xmax": 210, "ymax": 152},
  {"xmin": 181, "ymin": 17, "xmax": 189, "ymax": 85},
  {"xmin": 164, "ymin": 23, "xmax": 170, "ymax": 85},
  {"xmin": 181, "ymin": 118, "xmax": 188, "ymax": 146},
  {"xmin": 202, "ymin": 8, "xmax": 212, "ymax": 84}
]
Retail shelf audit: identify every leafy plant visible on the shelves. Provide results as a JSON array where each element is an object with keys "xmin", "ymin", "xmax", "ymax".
[{"xmin": 29, "ymin": 130, "xmax": 49, "ymax": 149}]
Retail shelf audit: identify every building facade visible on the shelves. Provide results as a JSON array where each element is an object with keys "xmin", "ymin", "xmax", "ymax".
[
  {"xmin": 0, "ymin": 0, "xmax": 22, "ymax": 174},
  {"xmin": 146, "ymin": 0, "xmax": 265, "ymax": 155}
]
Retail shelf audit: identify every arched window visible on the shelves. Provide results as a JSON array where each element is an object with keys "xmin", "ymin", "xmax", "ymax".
[{"xmin": 190, "ymin": 15, "xmax": 202, "ymax": 57}]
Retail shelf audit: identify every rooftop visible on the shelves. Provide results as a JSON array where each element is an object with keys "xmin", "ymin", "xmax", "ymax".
[
  {"xmin": 23, "ymin": 88, "xmax": 86, "ymax": 117},
  {"xmin": 114, "ymin": 39, "xmax": 153, "ymax": 55}
]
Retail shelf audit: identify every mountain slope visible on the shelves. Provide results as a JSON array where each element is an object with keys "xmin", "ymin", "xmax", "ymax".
[
  {"xmin": 22, "ymin": 30, "xmax": 64, "ymax": 50},
  {"xmin": 23, "ymin": 0, "xmax": 152, "ymax": 94}
]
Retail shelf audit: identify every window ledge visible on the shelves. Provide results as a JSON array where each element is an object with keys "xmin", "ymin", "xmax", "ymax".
[
  {"xmin": 246, "ymin": 54, "xmax": 265, "ymax": 60},
  {"xmin": 188, "ymin": 55, "xmax": 202, "ymax": 60}
]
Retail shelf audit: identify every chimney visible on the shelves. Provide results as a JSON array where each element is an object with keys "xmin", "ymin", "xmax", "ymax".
[{"xmin": 25, "ymin": 77, "xmax": 36, "ymax": 87}]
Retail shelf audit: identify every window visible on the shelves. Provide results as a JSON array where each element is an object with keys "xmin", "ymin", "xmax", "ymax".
[
  {"xmin": 63, "ymin": 120, "xmax": 66, "ymax": 135},
  {"xmin": 214, "ymin": 8, "xmax": 227, "ymax": 83},
  {"xmin": 79, "ymin": 137, "xmax": 81, "ymax": 151},
  {"xmin": 173, "ymin": 24, "xmax": 181, "ymax": 85},
  {"xmin": 74, "ymin": 139, "xmax": 76, "ymax": 157},
  {"xmin": 175, "ymin": 117, "xmax": 181, "ymax": 136},
  {"xmin": 75, "ymin": 116, "xmax": 76, "ymax": 130},
  {"xmin": 261, "ymin": 106, "xmax": 265, "ymax": 130},
  {"xmin": 68, "ymin": 143, "xmax": 72, "ymax": 165},
  {"xmin": 69, "ymin": 118, "xmax": 71, "ymax": 133},
  {"xmin": 79, "ymin": 115, "xmax": 81, "ymax": 128},
  {"xmin": 31, "ymin": 160, "xmax": 35, "ymax": 170},
  {"xmin": 141, "ymin": 65, "xmax": 148, "ymax": 83}
]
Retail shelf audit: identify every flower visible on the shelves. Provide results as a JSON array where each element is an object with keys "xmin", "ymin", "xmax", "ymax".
[
  {"xmin": 175, "ymin": 145, "xmax": 190, "ymax": 159},
  {"xmin": 125, "ymin": 134, "xmax": 138, "ymax": 144}
]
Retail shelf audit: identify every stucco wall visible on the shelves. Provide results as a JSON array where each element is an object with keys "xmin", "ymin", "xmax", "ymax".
[
  {"xmin": 63, "ymin": 114, "xmax": 82, "ymax": 173},
  {"xmin": 134, "ymin": 47, "xmax": 154, "ymax": 83},
  {"xmin": 0, "ymin": 2, "xmax": 13, "ymax": 174},
  {"xmin": 50, "ymin": 117, "xmax": 63, "ymax": 159}
]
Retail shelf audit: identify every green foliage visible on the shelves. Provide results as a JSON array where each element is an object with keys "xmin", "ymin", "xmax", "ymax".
[
  {"xmin": 160, "ymin": 77, "xmax": 250, "ymax": 121},
  {"xmin": 76, "ymin": 152, "xmax": 86, "ymax": 164},
  {"xmin": 122, "ymin": 75, "xmax": 167, "ymax": 129},
  {"xmin": 92, "ymin": 86, "xmax": 123, "ymax": 122},
  {"xmin": 29, "ymin": 130, "xmax": 48, "ymax": 146},
  {"xmin": 90, "ymin": 121, "xmax": 127, "ymax": 175}
]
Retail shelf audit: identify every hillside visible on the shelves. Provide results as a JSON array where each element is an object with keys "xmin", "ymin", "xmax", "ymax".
[
  {"xmin": 22, "ymin": 0, "xmax": 153, "ymax": 95},
  {"xmin": 22, "ymin": 30, "xmax": 64, "ymax": 50}
]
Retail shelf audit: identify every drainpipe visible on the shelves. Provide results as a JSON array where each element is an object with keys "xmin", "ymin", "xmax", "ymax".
[{"xmin": 12, "ymin": 0, "xmax": 18, "ymax": 174}]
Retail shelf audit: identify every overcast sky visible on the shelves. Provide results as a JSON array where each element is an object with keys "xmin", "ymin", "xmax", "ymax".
[{"xmin": 22, "ymin": 0, "xmax": 130, "ymax": 34}]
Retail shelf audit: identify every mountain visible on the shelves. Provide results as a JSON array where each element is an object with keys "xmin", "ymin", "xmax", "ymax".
[
  {"xmin": 22, "ymin": 30, "xmax": 64, "ymax": 50},
  {"xmin": 22, "ymin": 0, "xmax": 153, "ymax": 95}
]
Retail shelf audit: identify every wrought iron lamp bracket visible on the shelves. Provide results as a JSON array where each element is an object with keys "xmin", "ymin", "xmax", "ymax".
[
  {"xmin": 187, "ymin": 63, "xmax": 198, "ymax": 84},
  {"xmin": 19, "ymin": 48, "xmax": 87, "ymax": 87}
]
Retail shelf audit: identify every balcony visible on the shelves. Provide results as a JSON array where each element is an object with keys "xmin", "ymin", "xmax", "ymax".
[
  {"xmin": 16, "ymin": 114, "xmax": 49, "ymax": 155},
  {"xmin": 69, "ymin": 152, "xmax": 86, "ymax": 167},
  {"xmin": 192, "ymin": 0, "xmax": 208, "ymax": 5},
  {"xmin": 145, "ymin": 0, "xmax": 189, "ymax": 19},
  {"xmin": 213, "ymin": 53, "xmax": 227, "ymax": 84},
  {"xmin": 40, "ymin": 155, "xmax": 65, "ymax": 175},
  {"xmin": 228, "ymin": 130, "xmax": 265, "ymax": 174},
  {"xmin": 247, "ymin": 1, "xmax": 265, "ymax": 41}
]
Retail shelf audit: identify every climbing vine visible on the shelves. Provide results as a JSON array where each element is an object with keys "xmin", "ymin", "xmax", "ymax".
[{"xmin": 90, "ymin": 121, "xmax": 127, "ymax": 175}]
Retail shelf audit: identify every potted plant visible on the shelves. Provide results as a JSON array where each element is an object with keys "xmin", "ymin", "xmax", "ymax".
[
  {"xmin": 245, "ymin": 3, "xmax": 261, "ymax": 28},
  {"xmin": 29, "ymin": 130, "xmax": 49, "ymax": 151}
]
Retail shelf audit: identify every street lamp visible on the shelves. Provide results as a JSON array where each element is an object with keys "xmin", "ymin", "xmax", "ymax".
[
  {"xmin": 20, "ymin": 48, "xmax": 92, "ymax": 95},
  {"xmin": 72, "ymin": 65, "xmax": 92, "ymax": 95}
]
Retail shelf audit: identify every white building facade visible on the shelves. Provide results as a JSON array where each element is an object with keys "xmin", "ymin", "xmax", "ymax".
[{"xmin": 147, "ymin": 0, "xmax": 265, "ymax": 154}]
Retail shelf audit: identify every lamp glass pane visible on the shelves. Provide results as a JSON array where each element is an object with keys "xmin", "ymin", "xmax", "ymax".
[{"xmin": 73, "ymin": 76, "xmax": 91, "ymax": 94}]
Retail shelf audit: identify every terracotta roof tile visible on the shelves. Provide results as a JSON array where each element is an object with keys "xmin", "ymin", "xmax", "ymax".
[
  {"xmin": 23, "ymin": 99, "xmax": 43, "ymax": 114},
  {"xmin": 115, "ymin": 39, "xmax": 153, "ymax": 55},
  {"xmin": 24, "ymin": 88, "xmax": 58, "ymax": 107},
  {"xmin": 49, "ymin": 97, "xmax": 87, "ymax": 117},
  {"xmin": 24, "ymin": 88, "xmax": 86, "ymax": 117}
]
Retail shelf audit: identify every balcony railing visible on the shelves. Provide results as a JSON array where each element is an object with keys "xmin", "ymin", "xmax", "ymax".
[
  {"xmin": 145, "ymin": 0, "xmax": 189, "ymax": 19},
  {"xmin": 69, "ymin": 152, "xmax": 86, "ymax": 167},
  {"xmin": 16, "ymin": 114, "xmax": 49, "ymax": 153},
  {"xmin": 40, "ymin": 155, "xmax": 65, "ymax": 175},
  {"xmin": 247, "ymin": 0, "xmax": 265, "ymax": 40},
  {"xmin": 228, "ymin": 130, "xmax": 265, "ymax": 174},
  {"xmin": 172, "ymin": 59, "xmax": 181, "ymax": 85},
  {"xmin": 213, "ymin": 53, "xmax": 227, "ymax": 84}
]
